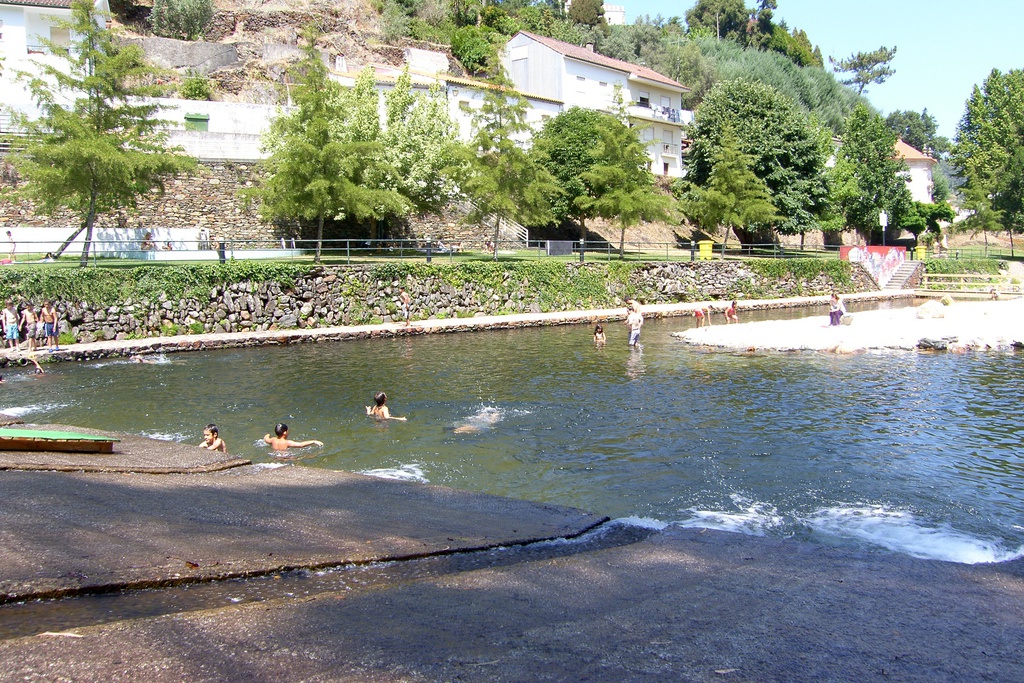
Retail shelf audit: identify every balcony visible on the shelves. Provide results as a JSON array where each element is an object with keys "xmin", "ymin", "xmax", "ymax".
[
  {"xmin": 661, "ymin": 142, "xmax": 679, "ymax": 155},
  {"xmin": 629, "ymin": 102, "xmax": 687, "ymax": 124}
]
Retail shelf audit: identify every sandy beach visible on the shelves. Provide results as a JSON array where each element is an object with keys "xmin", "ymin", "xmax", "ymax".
[{"xmin": 672, "ymin": 297, "xmax": 1024, "ymax": 353}]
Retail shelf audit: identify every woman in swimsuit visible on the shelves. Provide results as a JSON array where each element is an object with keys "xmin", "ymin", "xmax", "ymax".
[{"xmin": 366, "ymin": 392, "xmax": 407, "ymax": 421}]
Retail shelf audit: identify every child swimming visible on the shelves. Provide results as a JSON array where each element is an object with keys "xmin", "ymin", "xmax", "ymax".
[
  {"xmin": 198, "ymin": 423, "xmax": 227, "ymax": 453},
  {"xmin": 263, "ymin": 423, "xmax": 324, "ymax": 451},
  {"xmin": 366, "ymin": 392, "xmax": 407, "ymax": 421}
]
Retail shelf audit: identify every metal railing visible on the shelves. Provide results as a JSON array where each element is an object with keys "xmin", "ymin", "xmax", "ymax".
[{"xmin": 0, "ymin": 236, "xmax": 852, "ymax": 267}]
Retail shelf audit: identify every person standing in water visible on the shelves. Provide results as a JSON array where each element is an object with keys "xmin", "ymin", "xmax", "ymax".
[
  {"xmin": 366, "ymin": 392, "xmax": 407, "ymax": 421},
  {"xmin": 625, "ymin": 301, "xmax": 644, "ymax": 348},
  {"xmin": 263, "ymin": 423, "xmax": 323, "ymax": 451}
]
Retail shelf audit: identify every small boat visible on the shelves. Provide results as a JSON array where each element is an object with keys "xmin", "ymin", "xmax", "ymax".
[{"xmin": 0, "ymin": 428, "xmax": 119, "ymax": 454}]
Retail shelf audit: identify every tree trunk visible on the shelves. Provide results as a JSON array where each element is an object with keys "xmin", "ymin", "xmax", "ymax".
[
  {"xmin": 618, "ymin": 223, "xmax": 626, "ymax": 259},
  {"xmin": 315, "ymin": 215, "xmax": 323, "ymax": 264},
  {"xmin": 493, "ymin": 214, "xmax": 501, "ymax": 262},
  {"xmin": 53, "ymin": 220, "xmax": 88, "ymax": 259},
  {"xmin": 78, "ymin": 190, "xmax": 99, "ymax": 267},
  {"xmin": 78, "ymin": 212, "xmax": 95, "ymax": 267}
]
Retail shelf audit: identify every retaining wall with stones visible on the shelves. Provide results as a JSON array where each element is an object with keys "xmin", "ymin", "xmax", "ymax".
[{"xmin": 36, "ymin": 261, "xmax": 877, "ymax": 344}]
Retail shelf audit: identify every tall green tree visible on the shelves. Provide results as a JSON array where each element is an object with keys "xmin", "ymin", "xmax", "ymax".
[
  {"xmin": 952, "ymin": 69, "xmax": 1024, "ymax": 238},
  {"xmin": 681, "ymin": 128, "xmax": 778, "ymax": 245},
  {"xmin": 456, "ymin": 81, "xmax": 560, "ymax": 260},
  {"xmin": 249, "ymin": 32, "xmax": 407, "ymax": 262},
  {"xmin": 828, "ymin": 104, "xmax": 913, "ymax": 244},
  {"xmin": 685, "ymin": 0, "xmax": 750, "ymax": 42},
  {"xmin": 829, "ymin": 46, "xmax": 897, "ymax": 95},
  {"xmin": 885, "ymin": 109, "xmax": 950, "ymax": 157},
  {"xmin": 567, "ymin": 0, "xmax": 606, "ymax": 28},
  {"xmin": 577, "ymin": 117, "xmax": 674, "ymax": 258},
  {"xmin": 534, "ymin": 107, "xmax": 608, "ymax": 242},
  {"xmin": 5, "ymin": 0, "xmax": 196, "ymax": 266},
  {"xmin": 381, "ymin": 66, "xmax": 461, "ymax": 215},
  {"xmin": 684, "ymin": 79, "xmax": 831, "ymax": 243}
]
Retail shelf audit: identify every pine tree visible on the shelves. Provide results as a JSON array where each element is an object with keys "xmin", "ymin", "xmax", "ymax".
[
  {"xmin": 5, "ymin": 0, "xmax": 197, "ymax": 266},
  {"xmin": 249, "ymin": 31, "xmax": 407, "ymax": 262},
  {"xmin": 682, "ymin": 128, "xmax": 778, "ymax": 245},
  {"xmin": 577, "ymin": 116, "xmax": 674, "ymax": 258},
  {"xmin": 456, "ymin": 80, "xmax": 560, "ymax": 260}
]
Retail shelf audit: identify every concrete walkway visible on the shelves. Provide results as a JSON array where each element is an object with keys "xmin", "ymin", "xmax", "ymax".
[
  {"xmin": 1, "ymin": 291, "xmax": 911, "ymax": 365},
  {"xmin": 3, "ymin": 526, "xmax": 1022, "ymax": 682}
]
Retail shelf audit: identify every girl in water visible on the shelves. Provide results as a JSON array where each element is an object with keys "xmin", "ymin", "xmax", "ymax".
[
  {"xmin": 366, "ymin": 392, "xmax": 407, "ymax": 421},
  {"xmin": 593, "ymin": 324, "xmax": 606, "ymax": 345}
]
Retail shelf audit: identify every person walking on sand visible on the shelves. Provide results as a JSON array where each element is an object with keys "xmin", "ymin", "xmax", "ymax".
[
  {"xmin": 625, "ymin": 301, "xmax": 644, "ymax": 348},
  {"xmin": 263, "ymin": 423, "xmax": 323, "ymax": 451},
  {"xmin": 40, "ymin": 301, "xmax": 59, "ymax": 351},
  {"xmin": 399, "ymin": 286, "xmax": 412, "ymax": 326},
  {"xmin": 366, "ymin": 391, "xmax": 407, "ymax": 421},
  {"xmin": 828, "ymin": 293, "xmax": 846, "ymax": 327},
  {"xmin": 198, "ymin": 423, "xmax": 227, "ymax": 453}
]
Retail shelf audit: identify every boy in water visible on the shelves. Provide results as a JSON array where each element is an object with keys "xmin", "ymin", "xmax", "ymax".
[
  {"xmin": 625, "ymin": 301, "xmax": 644, "ymax": 348},
  {"xmin": 198, "ymin": 424, "xmax": 227, "ymax": 453},
  {"xmin": 366, "ymin": 392, "xmax": 407, "ymax": 421},
  {"xmin": 263, "ymin": 423, "xmax": 323, "ymax": 451}
]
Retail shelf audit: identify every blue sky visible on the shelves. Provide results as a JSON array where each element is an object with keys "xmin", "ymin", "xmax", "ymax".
[{"xmin": 623, "ymin": 0, "xmax": 1024, "ymax": 140}]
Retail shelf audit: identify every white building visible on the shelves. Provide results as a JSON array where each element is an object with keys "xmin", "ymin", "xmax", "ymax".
[
  {"xmin": 503, "ymin": 31, "xmax": 692, "ymax": 177},
  {"xmin": 0, "ymin": 0, "xmax": 107, "ymax": 66},
  {"xmin": 895, "ymin": 139, "xmax": 936, "ymax": 204}
]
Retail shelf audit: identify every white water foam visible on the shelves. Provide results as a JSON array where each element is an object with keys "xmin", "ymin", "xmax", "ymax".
[
  {"xmin": 250, "ymin": 462, "xmax": 288, "ymax": 471},
  {"xmin": 358, "ymin": 463, "xmax": 428, "ymax": 483},
  {"xmin": 615, "ymin": 516, "xmax": 671, "ymax": 531},
  {"xmin": 804, "ymin": 505, "xmax": 1024, "ymax": 565},
  {"xmin": 138, "ymin": 431, "xmax": 189, "ymax": 442},
  {"xmin": 0, "ymin": 402, "xmax": 68, "ymax": 417},
  {"xmin": 675, "ymin": 495, "xmax": 785, "ymax": 537}
]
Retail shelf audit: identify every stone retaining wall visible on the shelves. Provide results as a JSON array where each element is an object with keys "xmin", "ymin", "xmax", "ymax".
[{"xmin": 39, "ymin": 262, "xmax": 876, "ymax": 344}]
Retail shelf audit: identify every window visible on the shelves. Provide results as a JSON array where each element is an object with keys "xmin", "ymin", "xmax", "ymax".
[
  {"xmin": 662, "ymin": 130, "xmax": 673, "ymax": 143},
  {"xmin": 599, "ymin": 81, "xmax": 608, "ymax": 87},
  {"xmin": 642, "ymin": 128, "xmax": 654, "ymax": 141},
  {"xmin": 576, "ymin": 75, "xmax": 585, "ymax": 81},
  {"xmin": 458, "ymin": 100, "xmax": 471, "ymax": 111},
  {"xmin": 663, "ymin": 162, "xmax": 669, "ymax": 176},
  {"xmin": 510, "ymin": 46, "xmax": 528, "ymax": 62},
  {"xmin": 638, "ymin": 91, "xmax": 650, "ymax": 107},
  {"xmin": 661, "ymin": 96, "xmax": 671, "ymax": 108}
]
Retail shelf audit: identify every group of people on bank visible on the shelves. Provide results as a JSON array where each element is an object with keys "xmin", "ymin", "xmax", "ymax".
[{"xmin": 2, "ymin": 300, "xmax": 59, "ymax": 352}]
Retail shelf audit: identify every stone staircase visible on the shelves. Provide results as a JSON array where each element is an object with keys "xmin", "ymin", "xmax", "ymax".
[{"xmin": 883, "ymin": 260, "xmax": 924, "ymax": 290}]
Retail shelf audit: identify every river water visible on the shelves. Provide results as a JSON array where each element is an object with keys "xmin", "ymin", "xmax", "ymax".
[{"xmin": 3, "ymin": 301, "xmax": 1023, "ymax": 565}]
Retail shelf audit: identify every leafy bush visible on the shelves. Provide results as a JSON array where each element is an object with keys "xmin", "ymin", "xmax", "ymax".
[
  {"xmin": 179, "ymin": 72, "xmax": 213, "ymax": 101},
  {"xmin": 451, "ymin": 25, "xmax": 498, "ymax": 74},
  {"xmin": 380, "ymin": 1, "xmax": 411, "ymax": 42},
  {"xmin": 150, "ymin": 0, "xmax": 214, "ymax": 41}
]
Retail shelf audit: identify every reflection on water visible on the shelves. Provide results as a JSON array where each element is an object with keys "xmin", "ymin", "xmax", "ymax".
[{"xmin": 3, "ymin": 301, "xmax": 1023, "ymax": 564}]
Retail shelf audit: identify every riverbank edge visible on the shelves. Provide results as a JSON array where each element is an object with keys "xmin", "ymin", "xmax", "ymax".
[{"xmin": 0, "ymin": 290, "xmax": 914, "ymax": 366}]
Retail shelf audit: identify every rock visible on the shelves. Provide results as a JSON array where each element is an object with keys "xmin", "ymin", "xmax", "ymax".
[{"xmin": 917, "ymin": 300, "xmax": 946, "ymax": 319}]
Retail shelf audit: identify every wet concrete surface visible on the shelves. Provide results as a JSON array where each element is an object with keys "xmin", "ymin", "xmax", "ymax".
[
  {"xmin": 0, "ymin": 423, "xmax": 249, "ymax": 473},
  {"xmin": 0, "ymin": 460, "xmax": 605, "ymax": 603},
  {"xmin": 3, "ymin": 527, "xmax": 1022, "ymax": 682}
]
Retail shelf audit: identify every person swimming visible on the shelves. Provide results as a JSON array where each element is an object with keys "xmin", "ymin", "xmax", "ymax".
[
  {"xmin": 198, "ymin": 423, "xmax": 227, "ymax": 453},
  {"xmin": 453, "ymin": 406, "xmax": 503, "ymax": 434},
  {"xmin": 263, "ymin": 423, "xmax": 323, "ymax": 451},
  {"xmin": 366, "ymin": 391, "xmax": 407, "ymax": 421}
]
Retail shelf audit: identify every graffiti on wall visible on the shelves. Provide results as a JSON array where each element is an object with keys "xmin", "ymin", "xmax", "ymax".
[{"xmin": 840, "ymin": 246, "xmax": 906, "ymax": 288}]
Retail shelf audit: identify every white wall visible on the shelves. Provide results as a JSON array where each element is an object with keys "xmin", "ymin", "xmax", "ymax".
[{"xmin": 903, "ymin": 161, "xmax": 935, "ymax": 203}]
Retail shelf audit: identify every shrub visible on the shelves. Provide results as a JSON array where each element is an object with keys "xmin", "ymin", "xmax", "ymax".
[
  {"xmin": 150, "ymin": 0, "xmax": 214, "ymax": 41},
  {"xmin": 179, "ymin": 72, "xmax": 213, "ymax": 101}
]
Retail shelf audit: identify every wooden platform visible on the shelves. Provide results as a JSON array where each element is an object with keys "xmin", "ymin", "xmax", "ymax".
[{"xmin": 0, "ymin": 428, "xmax": 119, "ymax": 454}]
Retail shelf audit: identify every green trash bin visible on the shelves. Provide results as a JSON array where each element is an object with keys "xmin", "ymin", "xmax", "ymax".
[
  {"xmin": 184, "ymin": 113, "xmax": 210, "ymax": 132},
  {"xmin": 914, "ymin": 245, "xmax": 927, "ymax": 260},
  {"xmin": 698, "ymin": 240, "xmax": 714, "ymax": 260}
]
